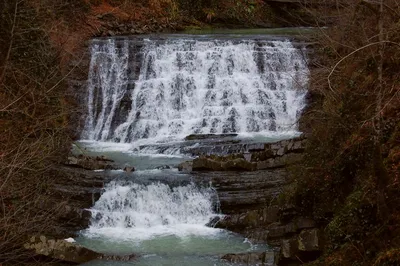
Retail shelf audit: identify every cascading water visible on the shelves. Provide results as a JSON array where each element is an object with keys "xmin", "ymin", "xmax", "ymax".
[
  {"xmin": 84, "ymin": 182, "xmax": 221, "ymax": 240},
  {"xmin": 77, "ymin": 35, "xmax": 308, "ymax": 266},
  {"xmin": 82, "ymin": 38, "xmax": 308, "ymax": 144}
]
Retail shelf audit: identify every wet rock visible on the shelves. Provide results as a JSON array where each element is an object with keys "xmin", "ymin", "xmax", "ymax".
[
  {"xmin": 66, "ymin": 155, "xmax": 117, "ymax": 170},
  {"xmin": 188, "ymin": 136, "xmax": 305, "ymax": 171},
  {"xmin": 155, "ymin": 165, "xmax": 172, "ymax": 170},
  {"xmin": 99, "ymin": 254, "xmax": 136, "ymax": 261},
  {"xmin": 177, "ymin": 161, "xmax": 193, "ymax": 172},
  {"xmin": 123, "ymin": 166, "xmax": 135, "ymax": 172},
  {"xmin": 184, "ymin": 133, "xmax": 238, "ymax": 141},
  {"xmin": 222, "ymin": 252, "xmax": 272, "ymax": 265},
  {"xmin": 243, "ymin": 152, "xmax": 252, "ymax": 161},
  {"xmin": 206, "ymin": 216, "xmax": 221, "ymax": 227},
  {"xmin": 25, "ymin": 236, "xmax": 137, "ymax": 264},
  {"xmin": 192, "ymin": 157, "xmax": 224, "ymax": 171}
]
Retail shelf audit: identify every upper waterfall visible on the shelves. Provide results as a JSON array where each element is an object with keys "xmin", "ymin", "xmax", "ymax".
[{"xmin": 82, "ymin": 37, "xmax": 309, "ymax": 143}]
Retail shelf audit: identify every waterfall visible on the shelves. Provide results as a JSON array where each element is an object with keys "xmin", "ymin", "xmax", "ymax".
[
  {"xmin": 85, "ymin": 182, "xmax": 221, "ymax": 239},
  {"xmin": 82, "ymin": 37, "xmax": 309, "ymax": 143}
]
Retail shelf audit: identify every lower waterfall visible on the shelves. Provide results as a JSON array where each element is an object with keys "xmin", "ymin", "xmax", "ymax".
[{"xmin": 84, "ymin": 182, "xmax": 221, "ymax": 240}]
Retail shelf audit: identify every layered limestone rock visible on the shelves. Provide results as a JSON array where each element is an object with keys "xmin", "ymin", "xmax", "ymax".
[
  {"xmin": 179, "ymin": 136, "xmax": 306, "ymax": 172},
  {"xmin": 43, "ymin": 165, "xmax": 112, "ymax": 238},
  {"xmin": 192, "ymin": 170, "xmax": 287, "ymax": 214},
  {"xmin": 216, "ymin": 204, "xmax": 322, "ymax": 265}
]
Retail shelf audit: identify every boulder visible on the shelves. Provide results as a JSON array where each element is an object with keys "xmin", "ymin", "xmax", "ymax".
[
  {"xmin": 205, "ymin": 216, "xmax": 221, "ymax": 227},
  {"xmin": 155, "ymin": 165, "xmax": 172, "ymax": 170},
  {"xmin": 177, "ymin": 161, "xmax": 193, "ymax": 172},
  {"xmin": 280, "ymin": 237, "xmax": 299, "ymax": 260},
  {"xmin": 192, "ymin": 157, "xmax": 223, "ymax": 171},
  {"xmin": 298, "ymin": 229, "xmax": 322, "ymax": 252},
  {"xmin": 274, "ymin": 229, "xmax": 323, "ymax": 265},
  {"xmin": 123, "ymin": 166, "xmax": 135, "ymax": 172},
  {"xmin": 24, "ymin": 236, "xmax": 101, "ymax": 264},
  {"xmin": 24, "ymin": 236, "xmax": 136, "ymax": 264},
  {"xmin": 66, "ymin": 155, "xmax": 117, "ymax": 170},
  {"xmin": 215, "ymin": 206, "xmax": 282, "ymax": 244}
]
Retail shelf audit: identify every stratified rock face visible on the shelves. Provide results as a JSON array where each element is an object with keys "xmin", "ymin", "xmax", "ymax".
[
  {"xmin": 45, "ymin": 166, "xmax": 112, "ymax": 238},
  {"xmin": 192, "ymin": 170, "xmax": 287, "ymax": 214},
  {"xmin": 185, "ymin": 136, "xmax": 306, "ymax": 172},
  {"xmin": 192, "ymin": 157, "xmax": 257, "ymax": 171},
  {"xmin": 266, "ymin": 217, "xmax": 316, "ymax": 246}
]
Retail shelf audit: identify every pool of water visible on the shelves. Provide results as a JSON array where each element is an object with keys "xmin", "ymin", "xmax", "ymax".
[{"xmin": 78, "ymin": 231, "xmax": 271, "ymax": 266}]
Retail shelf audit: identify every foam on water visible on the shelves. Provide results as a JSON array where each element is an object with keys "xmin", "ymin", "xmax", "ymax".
[{"xmin": 83, "ymin": 182, "xmax": 222, "ymax": 241}]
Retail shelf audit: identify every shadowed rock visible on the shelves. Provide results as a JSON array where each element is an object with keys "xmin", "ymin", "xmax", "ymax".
[
  {"xmin": 222, "ymin": 252, "xmax": 273, "ymax": 265},
  {"xmin": 184, "ymin": 133, "xmax": 238, "ymax": 141}
]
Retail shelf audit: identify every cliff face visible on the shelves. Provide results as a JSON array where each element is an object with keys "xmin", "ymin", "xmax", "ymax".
[{"xmin": 276, "ymin": 1, "xmax": 400, "ymax": 265}]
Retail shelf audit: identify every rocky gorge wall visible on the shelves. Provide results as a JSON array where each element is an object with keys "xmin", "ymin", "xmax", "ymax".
[
  {"xmin": 40, "ymin": 135, "xmax": 317, "ymax": 265},
  {"xmin": 175, "ymin": 135, "xmax": 323, "ymax": 265}
]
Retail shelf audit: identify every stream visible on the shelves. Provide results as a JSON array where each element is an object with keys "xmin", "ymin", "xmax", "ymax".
[{"xmin": 74, "ymin": 30, "xmax": 309, "ymax": 265}]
